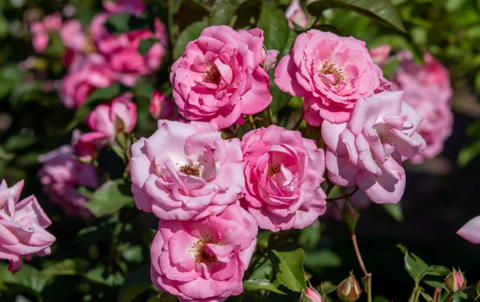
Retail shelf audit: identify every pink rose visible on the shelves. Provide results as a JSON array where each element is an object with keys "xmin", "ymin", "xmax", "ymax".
[
  {"xmin": 150, "ymin": 91, "xmax": 175, "ymax": 120},
  {"xmin": 170, "ymin": 26, "xmax": 273, "ymax": 129},
  {"xmin": 59, "ymin": 54, "xmax": 117, "ymax": 109},
  {"xmin": 392, "ymin": 52, "xmax": 453, "ymax": 163},
  {"xmin": 285, "ymin": 0, "xmax": 308, "ymax": 29},
  {"xmin": 130, "ymin": 120, "xmax": 244, "ymax": 220},
  {"xmin": 242, "ymin": 125, "xmax": 327, "ymax": 231},
  {"xmin": 150, "ymin": 204, "xmax": 257, "ymax": 302},
  {"xmin": 30, "ymin": 13, "xmax": 63, "ymax": 53},
  {"xmin": 0, "ymin": 180, "xmax": 56, "ymax": 273},
  {"xmin": 303, "ymin": 287, "xmax": 323, "ymax": 302},
  {"xmin": 60, "ymin": 20, "xmax": 87, "ymax": 52},
  {"xmin": 457, "ymin": 215, "xmax": 480, "ymax": 244},
  {"xmin": 369, "ymin": 45, "xmax": 391, "ymax": 66},
  {"xmin": 274, "ymin": 30, "xmax": 389, "ymax": 125},
  {"xmin": 322, "ymin": 91, "xmax": 426, "ymax": 204},
  {"xmin": 85, "ymin": 93, "xmax": 138, "ymax": 143},
  {"xmin": 90, "ymin": 1, "xmax": 167, "ymax": 87},
  {"xmin": 38, "ymin": 140, "xmax": 100, "ymax": 219},
  {"xmin": 43, "ymin": 12, "xmax": 62, "ymax": 31}
]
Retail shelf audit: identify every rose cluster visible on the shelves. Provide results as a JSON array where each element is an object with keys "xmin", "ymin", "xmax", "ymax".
[{"xmin": 126, "ymin": 24, "xmax": 429, "ymax": 301}]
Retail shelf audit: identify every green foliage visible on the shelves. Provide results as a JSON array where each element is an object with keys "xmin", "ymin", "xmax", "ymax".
[
  {"xmin": 271, "ymin": 248, "xmax": 306, "ymax": 292},
  {"xmin": 243, "ymin": 279, "xmax": 286, "ymax": 294},
  {"xmin": 85, "ymin": 179, "xmax": 134, "ymax": 217},
  {"xmin": 173, "ymin": 20, "xmax": 208, "ymax": 60}
]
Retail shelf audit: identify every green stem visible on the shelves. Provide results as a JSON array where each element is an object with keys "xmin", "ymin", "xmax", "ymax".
[
  {"xmin": 266, "ymin": 106, "xmax": 273, "ymax": 126},
  {"xmin": 291, "ymin": 114, "xmax": 303, "ymax": 130}
]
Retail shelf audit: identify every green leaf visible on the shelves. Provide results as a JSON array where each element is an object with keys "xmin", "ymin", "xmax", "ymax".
[
  {"xmin": 177, "ymin": 0, "xmax": 210, "ymax": 31},
  {"xmin": 423, "ymin": 279, "xmax": 444, "ymax": 288},
  {"xmin": 85, "ymin": 179, "xmax": 134, "ymax": 217},
  {"xmin": 319, "ymin": 281, "xmax": 338, "ymax": 294},
  {"xmin": 270, "ymin": 85, "xmax": 293, "ymax": 114},
  {"xmin": 105, "ymin": 13, "xmax": 145, "ymax": 34},
  {"xmin": 420, "ymin": 290, "xmax": 434, "ymax": 302},
  {"xmin": 86, "ymin": 267, "xmax": 124, "ymax": 286},
  {"xmin": 243, "ymin": 279, "xmax": 286, "ymax": 294},
  {"xmin": 458, "ymin": 141, "xmax": 480, "ymax": 167},
  {"xmin": 138, "ymin": 39, "xmax": 157, "ymax": 56},
  {"xmin": 271, "ymin": 248, "xmax": 306, "ymax": 292},
  {"xmin": 0, "ymin": 264, "xmax": 49, "ymax": 295},
  {"xmin": 173, "ymin": 20, "xmax": 208, "ymax": 60},
  {"xmin": 0, "ymin": 65, "xmax": 24, "ymax": 99},
  {"xmin": 298, "ymin": 222, "xmax": 320, "ymax": 249},
  {"xmin": 118, "ymin": 265, "xmax": 152, "ymax": 302},
  {"xmin": 397, "ymin": 245, "xmax": 429, "ymax": 282},
  {"xmin": 307, "ymin": 0, "xmax": 405, "ymax": 32},
  {"xmin": 66, "ymin": 83, "xmax": 121, "ymax": 132},
  {"xmin": 209, "ymin": 0, "xmax": 249, "ymax": 26},
  {"xmin": 382, "ymin": 203, "xmax": 404, "ymax": 222},
  {"xmin": 40, "ymin": 259, "xmax": 80, "ymax": 276},
  {"xmin": 3, "ymin": 134, "xmax": 37, "ymax": 152},
  {"xmin": 304, "ymin": 250, "xmax": 342, "ymax": 271},
  {"xmin": 425, "ymin": 266, "xmax": 450, "ymax": 277},
  {"xmin": 258, "ymin": 8, "xmax": 289, "ymax": 52}
]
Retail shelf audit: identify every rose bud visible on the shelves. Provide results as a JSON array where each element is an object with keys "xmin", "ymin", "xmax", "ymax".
[
  {"xmin": 337, "ymin": 273, "xmax": 362, "ymax": 302},
  {"xmin": 445, "ymin": 268, "xmax": 466, "ymax": 293},
  {"xmin": 301, "ymin": 286, "xmax": 323, "ymax": 302}
]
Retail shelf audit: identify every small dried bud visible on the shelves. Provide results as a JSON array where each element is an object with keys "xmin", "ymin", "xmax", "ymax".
[
  {"xmin": 301, "ymin": 286, "xmax": 323, "ymax": 302},
  {"xmin": 445, "ymin": 268, "xmax": 466, "ymax": 293},
  {"xmin": 337, "ymin": 273, "xmax": 362, "ymax": 302}
]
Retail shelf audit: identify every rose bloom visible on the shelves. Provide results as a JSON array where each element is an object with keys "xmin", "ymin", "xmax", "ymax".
[
  {"xmin": 303, "ymin": 287, "xmax": 323, "ymax": 302},
  {"xmin": 170, "ymin": 25, "xmax": 274, "ymax": 129},
  {"xmin": 0, "ymin": 180, "xmax": 56, "ymax": 273},
  {"xmin": 130, "ymin": 120, "xmax": 244, "ymax": 220},
  {"xmin": 38, "ymin": 140, "xmax": 100, "ymax": 219},
  {"xmin": 274, "ymin": 30, "xmax": 389, "ymax": 125},
  {"xmin": 150, "ymin": 91, "xmax": 175, "ymax": 120},
  {"xmin": 458, "ymin": 215, "xmax": 480, "ymax": 244},
  {"xmin": 369, "ymin": 45, "xmax": 391, "ymax": 66},
  {"xmin": 392, "ymin": 52, "xmax": 453, "ymax": 163},
  {"xmin": 242, "ymin": 125, "xmax": 326, "ymax": 231},
  {"xmin": 285, "ymin": 0, "xmax": 308, "ymax": 29},
  {"xmin": 322, "ymin": 91, "xmax": 426, "ymax": 204},
  {"xmin": 30, "ymin": 12, "xmax": 63, "ymax": 53},
  {"xmin": 82, "ymin": 93, "xmax": 138, "ymax": 145},
  {"xmin": 150, "ymin": 204, "xmax": 257, "ymax": 302},
  {"xmin": 59, "ymin": 54, "xmax": 117, "ymax": 109},
  {"xmin": 60, "ymin": 19, "xmax": 88, "ymax": 53},
  {"xmin": 90, "ymin": 0, "xmax": 167, "ymax": 87}
]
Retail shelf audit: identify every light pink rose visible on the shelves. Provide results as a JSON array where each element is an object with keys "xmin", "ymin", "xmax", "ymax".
[
  {"xmin": 392, "ymin": 52, "xmax": 453, "ymax": 163},
  {"xmin": 130, "ymin": 120, "xmax": 244, "ymax": 220},
  {"xmin": 285, "ymin": 0, "xmax": 308, "ymax": 29},
  {"xmin": 369, "ymin": 45, "xmax": 391, "ymax": 66},
  {"xmin": 90, "ymin": 0, "xmax": 167, "ymax": 87},
  {"xmin": 457, "ymin": 215, "xmax": 480, "ymax": 244},
  {"xmin": 274, "ymin": 30, "xmax": 389, "ymax": 125},
  {"xmin": 322, "ymin": 91, "xmax": 426, "ymax": 204},
  {"xmin": 150, "ymin": 204, "xmax": 257, "ymax": 302},
  {"xmin": 84, "ymin": 93, "xmax": 138, "ymax": 144},
  {"xmin": 60, "ymin": 20, "xmax": 87, "ymax": 52},
  {"xmin": 59, "ymin": 54, "xmax": 117, "ymax": 109},
  {"xmin": 150, "ymin": 91, "xmax": 175, "ymax": 120},
  {"xmin": 0, "ymin": 180, "xmax": 56, "ymax": 273},
  {"xmin": 242, "ymin": 125, "xmax": 327, "ymax": 232},
  {"xmin": 38, "ymin": 140, "xmax": 100, "ymax": 219},
  {"xmin": 170, "ymin": 26, "xmax": 273, "ymax": 129}
]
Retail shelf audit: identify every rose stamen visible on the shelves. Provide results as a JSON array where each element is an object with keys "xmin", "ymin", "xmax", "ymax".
[
  {"xmin": 180, "ymin": 163, "xmax": 201, "ymax": 176},
  {"xmin": 189, "ymin": 235, "xmax": 217, "ymax": 265},
  {"xmin": 267, "ymin": 163, "xmax": 281, "ymax": 177},
  {"xmin": 203, "ymin": 65, "xmax": 221, "ymax": 85},
  {"xmin": 319, "ymin": 60, "xmax": 346, "ymax": 87}
]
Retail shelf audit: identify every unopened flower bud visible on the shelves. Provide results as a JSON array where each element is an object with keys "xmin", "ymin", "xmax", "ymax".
[
  {"xmin": 337, "ymin": 273, "xmax": 362, "ymax": 302},
  {"xmin": 301, "ymin": 286, "xmax": 322, "ymax": 302},
  {"xmin": 445, "ymin": 268, "xmax": 466, "ymax": 293},
  {"xmin": 341, "ymin": 201, "xmax": 360, "ymax": 231}
]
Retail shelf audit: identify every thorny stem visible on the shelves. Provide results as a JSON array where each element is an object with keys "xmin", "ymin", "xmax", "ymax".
[
  {"xmin": 292, "ymin": 114, "xmax": 303, "ymax": 130},
  {"xmin": 351, "ymin": 230, "xmax": 372, "ymax": 302},
  {"xmin": 248, "ymin": 115, "xmax": 257, "ymax": 129},
  {"xmin": 326, "ymin": 187, "xmax": 359, "ymax": 202},
  {"xmin": 433, "ymin": 288, "xmax": 442, "ymax": 302}
]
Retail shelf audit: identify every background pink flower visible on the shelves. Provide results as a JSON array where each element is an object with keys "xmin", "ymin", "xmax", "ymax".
[
  {"xmin": 59, "ymin": 54, "xmax": 117, "ymax": 109},
  {"xmin": 150, "ymin": 91, "xmax": 175, "ymax": 120},
  {"xmin": 60, "ymin": 20, "xmax": 87, "ymax": 53},
  {"xmin": 170, "ymin": 25, "xmax": 273, "ymax": 129},
  {"xmin": 369, "ymin": 45, "xmax": 391, "ymax": 66},
  {"xmin": 322, "ymin": 91, "xmax": 426, "ymax": 204},
  {"xmin": 242, "ymin": 125, "xmax": 327, "ymax": 231},
  {"xmin": 150, "ymin": 204, "xmax": 257, "ymax": 302},
  {"xmin": 30, "ymin": 12, "xmax": 62, "ymax": 53},
  {"xmin": 38, "ymin": 141, "xmax": 100, "ymax": 219},
  {"xmin": 285, "ymin": 0, "xmax": 308, "ymax": 29},
  {"xmin": 130, "ymin": 120, "xmax": 244, "ymax": 220},
  {"xmin": 90, "ymin": 0, "xmax": 167, "ymax": 87},
  {"xmin": 0, "ymin": 180, "xmax": 56, "ymax": 273},
  {"xmin": 457, "ymin": 215, "xmax": 480, "ymax": 244},
  {"xmin": 392, "ymin": 52, "xmax": 453, "ymax": 163},
  {"xmin": 274, "ymin": 30, "xmax": 389, "ymax": 125}
]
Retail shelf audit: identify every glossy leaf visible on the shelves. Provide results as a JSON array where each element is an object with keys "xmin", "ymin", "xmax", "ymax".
[
  {"xmin": 243, "ymin": 279, "xmax": 286, "ymax": 294},
  {"xmin": 383, "ymin": 203, "xmax": 404, "ymax": 222},
  {"xmin": 397, "ymin": 244, "xmax": 429, "ymax": 282},
  {"xmin": 307, "ymin": 0, "xmax": 405, "ymax": 32},
  {"xmin": 271, "ymin": 248, "xmax": 306, "ymax": 292},
  {"xmin": 173, "ymin": 20, "xmax": 208, "ymax": 60},
  {"xmin": 138, "ymin": 38, "xmax": 157, "ymax": 56},
  {"xmin": 209, "ymin": 0, "xmax": 249, "ymax": 26},
  {"xmin": 85, "ymin": 179, "xmax": 134, "ymax": 217},
  {"xmin": 258, "ymin": 8, "xmax": 289, "ymax": 52}
]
